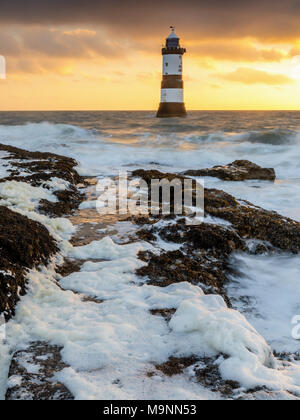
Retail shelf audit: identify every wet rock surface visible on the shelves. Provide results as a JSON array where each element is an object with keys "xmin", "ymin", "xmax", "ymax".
[
  {"xmin": 183, "ymin": 160, "xmax": 276, "ymax": 181},
  {"xmin": 204, "ymin": 188, "xmax": 300, "ymax": 253},
  {"xmin": 132, "ymin": 169, "xmax": 300, "ymax": 253},
  {"xmin": 131, "ymin": 169, "xmax": 300, "ymax": 309},
  {"xmin": 151, "ymin": 355, "xmax": 241, "ymax": 398},
  {"xmin": 5, "ymin": 342, "xmax": 74, "ymax": 400},
  {"xmin": 138, "ymin": 247, "xmax": 233, "ymax": 306},
  {"xmin": 0, "ymin": 145, "xmax": 86, "ymax": 319},
  {"xmin": 0, "ymin": 206, "xmax": 58, "ymax": 320},
  {"xmin": 137, "ymin": 222, "xmax": 246, "ymax": 305},
  {"xmin": 0, "ymin": 144, "xmax": 83, "ymax": 186},
  {"xmin": 0, "ymin": 143, "xmax": 86, "ymax": 217}
]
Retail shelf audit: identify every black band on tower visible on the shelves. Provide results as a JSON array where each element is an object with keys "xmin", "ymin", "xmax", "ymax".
[
  {"xmin": 157, "ymin": 103, "xmax": 187, "ymax": 118},
  {"xmin": 161, "ymin": 77, "xmax": 183, "ymax": 89}
]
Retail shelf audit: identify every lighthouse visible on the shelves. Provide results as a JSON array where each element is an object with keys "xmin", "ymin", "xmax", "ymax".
[{"xmin": 156, "ymin": 27, "xmax": 187, "ymax": 118}]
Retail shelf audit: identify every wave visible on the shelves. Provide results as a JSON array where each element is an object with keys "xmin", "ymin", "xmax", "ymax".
[
  {"xmin": 0, "ymin": 121, "xmax": 299, "ymax": 179},
  {"xmin": 0, "ymin": 121, "xmax": 298, "ymax": 148},
  {"xmin": 0, "ymin": 122, "xmax": 92, "ymax": 141},
  {"xmin": 234, "ymin": 129, "xmax": 299, "ymax": 146}
]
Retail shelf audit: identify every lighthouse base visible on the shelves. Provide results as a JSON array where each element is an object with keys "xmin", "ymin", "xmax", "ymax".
[{"xmin": 156, "ymin": 103, "xmax": 187, "ymax": 118}]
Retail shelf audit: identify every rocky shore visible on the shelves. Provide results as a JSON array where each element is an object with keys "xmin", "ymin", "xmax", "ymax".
[
  {"xmin": 130, "ymin": 169, "xmax": 300, "ymax": 308},
  {"xmin": 0, "ymin": 144, "xmax": 86, "ymax": 321},
  {"xmin": 0, "ymin": 145, "xmax": 86, "ymax": 400},
  {"xmin": 1, "ymin": 149, "xmax": 300, "ymax": 400},
  {"xmin": 183, "ymin": 160, "xmax": 276, "ymax": 181}
]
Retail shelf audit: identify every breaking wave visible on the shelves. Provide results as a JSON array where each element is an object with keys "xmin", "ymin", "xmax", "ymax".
[
  {"xmin": 234, "ymin": 129, "xmax": 300, "ymax": 146},
  {"xmin": 0, "ymin": 122, "xmax": 96, "ymax": 151}
]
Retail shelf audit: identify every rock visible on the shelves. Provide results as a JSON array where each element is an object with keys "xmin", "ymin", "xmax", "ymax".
[
  {"xmin": 158, "ymin": 222, "xmax": 245, "ymax": 255},
  {"xmin": 0, "ymin": 144, "xmax": 87, "ymax": 318},
  {"xmin": 153, "ymin": 355, "xmax": 241, "ymax": 398},
  {"xmin": 131, "ymin": 169, "xmax": 300, "ymax": 311},
  {"xmin": 132, "ymin": 169, "xmax": 186, "ymax": 183},
  {"xmin": 0, "ymin": 206, "xmax": 58, "ymax": 320},
  {"xmin": 183, "ymin": 160, "xmax": 276, "ymax": 181},
  {"xmin": 5, "ymin": 342, "xmax": 73, "ymax": 400},
  {"xmin": 131, "ymin": 169, "xmax": 300, "ymax": 254},
  {"xmin": 0, "ymin": 143, "xmax": 86, "ymax": 217},
  {"xmin": 204, "ymin": 188, "xmax": 300, "ymax": 253},
  {"xmin": 137, "ymin": 239, "xmax": 234, "ymax": 306},
  {"xmin": 0, "ymin": 144, "xmax": 83, "ymax": 186}
]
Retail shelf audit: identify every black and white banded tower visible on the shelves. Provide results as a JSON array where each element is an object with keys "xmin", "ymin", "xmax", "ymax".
[{"xmin": 157, "ymin": 27, "xmax": 187, "ymax": 118}]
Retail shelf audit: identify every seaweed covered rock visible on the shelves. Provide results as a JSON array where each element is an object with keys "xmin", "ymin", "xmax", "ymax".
[
  {"xmin": 205, "ymin": 189, "xmax": 300, "ymax": 253},
  {"xmin": 132, "ymin": 169, "xmax": 185, "ymax": 183},
  {"xmin": 0, "ymin": 144, "xmax": 82, "ymax": 185},
  {"xmin": 131, "ymin": 169, "xmax": 300, "ymax": 308},
  {"xmin": 158, "ymin": 222, "xmax": 246, "ymax": 255},
  {"xmin": 0, "ymin": 144, "xmax": 86, "ymax": 217},
  {"xmin": 137, "ymin": 248, "xmax": 232, "ymax": 305},
  {"xmin": 137, "ymin": 222, "xmax": 246, "ymax": 305},
  {"xmin": 183, "ymin": 160, "xmax": 276, "ymax": 181},
  {"xmin": 0, "ymin": 206, "xmax": 58, "ymax": 320},
  {"xmin": 5, "ymin": 342, "xmax": 73, "ymax": 400},
  {"xmin": 132, "ymin": 169, "xmax": 300, "ymax": 254}
]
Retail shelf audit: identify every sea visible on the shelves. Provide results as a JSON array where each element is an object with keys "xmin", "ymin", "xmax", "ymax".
[
  {"xmin": 0, "ymin": 110, "xmax": 299, "ymax": 220},
  {"xmin": 1, "ymin": 110, "xmax": 300, "ymax": 399}
]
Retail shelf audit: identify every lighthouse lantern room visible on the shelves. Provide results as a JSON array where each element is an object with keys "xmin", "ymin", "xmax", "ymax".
[{"xmin": 156, "ymin": 27, "xmax": 187, "ymax": 118}]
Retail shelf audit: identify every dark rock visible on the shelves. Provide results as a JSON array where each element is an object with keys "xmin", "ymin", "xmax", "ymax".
[
  {"xmin": 0, "ymin": 143, "xmax": 86, "ymax": 217},
  {"xmin": 5, "ymin": 342, "xmax": 74, "ymax": 400},
  {"xmin": 132, "ymin": 169, "xmax": 300, "ymax": 313},
  {"xmin": 0, "ymin": 206, "xmax": 58, "ymax": 320},
  {"xmin": 132, "ymin": 169, "xmax": 186, "ymax": 184},
  {"xmin": 158, "ymin": 222, "xmax": 246, "ymax": 255},
  {"xmin": 132, "ymin": 169, "xmax": 300, "ymax": 254},
  {"xmin": 56, "ymin": 258, "xmax": 83, "ymax": 278},
  {"xmin": 0, "ymin": 144, "xmax": 83, "ymax": 186},
  {"xmin": 205, "ymin": 189, "xmax": 300, "ymax": 253},
  {"xmin": 183, "ymin": 160, "xmax": 276, "ymax": 181},
  {"xmin": 150, "ymin": 308, "xmax": 176, "ymax": 322},
  {"xmin": 154, "ymin": 356, "xmax": 199, "ymax": 377},
  {"xmin": 0, "ymin": 144, "xmax": 87, "ymax": 319},
  {"xmin": 153, "ymin": 355, "xmax": 241, "ymax": 398},
  {"xmin": 137, "ymin": 247, "xmax": 232, "ymax": 306}
]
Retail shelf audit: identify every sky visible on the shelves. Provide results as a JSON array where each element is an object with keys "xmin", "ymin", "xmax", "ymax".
[{"xmin": 2, "ymin": 0, "xmax": 300, "ymax": 110}]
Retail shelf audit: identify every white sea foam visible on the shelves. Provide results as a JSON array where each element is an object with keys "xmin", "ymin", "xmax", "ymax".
[
  {"xmin": 228, "ymin": 253, "xmax": 300, "ymax": 354},
  {"xmin": 3, "ymin": 238, "xmax": 300, "ymax": 399},
  {"xmin": 0, "ymin": 179, "xmax": 74, "ymax": 249},
  {"xmin": 0, "ymin": 180, "xmax": 56, "ymax": 211},
  {"xmin": 0, "ymin": 151, "xmax": 11, "ymax": 178}
]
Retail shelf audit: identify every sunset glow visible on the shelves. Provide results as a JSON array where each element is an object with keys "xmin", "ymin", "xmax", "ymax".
[{"xmin": 2, "ymin": 0, "xmax": 300, "ymax": 110}]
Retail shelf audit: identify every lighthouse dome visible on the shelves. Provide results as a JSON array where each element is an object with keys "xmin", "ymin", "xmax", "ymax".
[
  {"xmin": 166, "ymin": 27, "xmax": 179, "ymax": 48},
  {"xmin": 167, "ymin": 27, "xmax": 179, "ymax": 39}
]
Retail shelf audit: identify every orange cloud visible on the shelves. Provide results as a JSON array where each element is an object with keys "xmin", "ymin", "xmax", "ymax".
[
  {"xmin": 219, "ymin": 67, "xmax": 294, "ymax": 85},
  {"xmin": 190, "ymin": 42, "xmax": 287, "ymax": 62}
]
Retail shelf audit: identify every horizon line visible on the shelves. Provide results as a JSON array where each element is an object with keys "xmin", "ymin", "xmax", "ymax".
[{"xmin": 1, "ymin": 109, "xmax": 300, "ymax": 112}]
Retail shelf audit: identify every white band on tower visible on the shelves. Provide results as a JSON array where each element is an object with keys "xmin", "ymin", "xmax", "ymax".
[
  {"xmin": 163, "ymin": 55, "xmax": 182, "ymax": 76},
  {"xmin": 161, "ymin": 89, "xmax": 184, "ymax": 103}
]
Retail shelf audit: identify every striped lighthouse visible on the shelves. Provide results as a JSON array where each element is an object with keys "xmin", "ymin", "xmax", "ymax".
[{"xmin": 157, "ymin": 27, "xmax": 187, "ymax": 118}]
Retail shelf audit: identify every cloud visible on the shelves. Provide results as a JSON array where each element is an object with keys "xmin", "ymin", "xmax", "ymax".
[
  {"xmin": 6, "ymin": 57, "xmax": 74, "ymax": 76},
  {"xmin": 191, "ymin": 42, "xmax": 286, "ymax": 62},
  {"xmin": 219, "ymin": 67, "xmax": 294, "ymax": 85},
  {"xmin": 0, "ymin": 31, "xmax": 21, "ymax": 56},
  {"xmin": 0, "ymin": 26, "xmax": 135, "ymax": 59},
  {"xmin": 0, "ymin": 2, "xmax": 298, "ymax": 77},
  {"xmin": 1, "ymin": 0, "xmax": 300, "ymax": 41}
]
